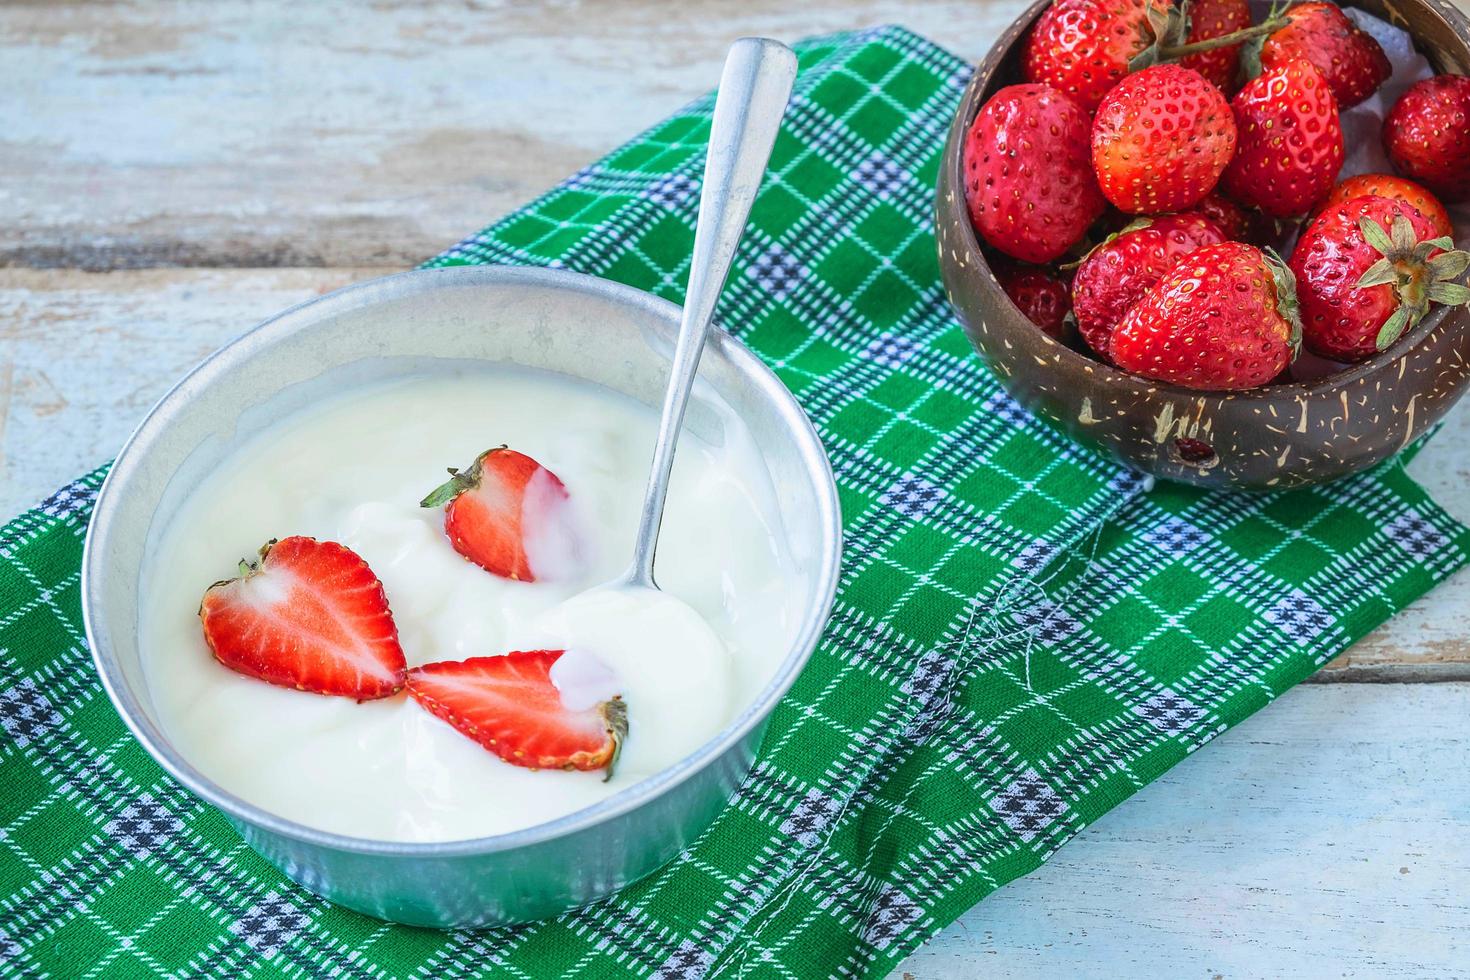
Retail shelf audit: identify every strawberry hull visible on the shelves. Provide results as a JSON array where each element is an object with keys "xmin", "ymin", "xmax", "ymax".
[{"xmin": 937, "ymin": 0, "xmax": 1470, "ymax": 489}]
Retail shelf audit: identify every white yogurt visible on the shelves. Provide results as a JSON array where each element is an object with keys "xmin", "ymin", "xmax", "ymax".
[{"xmin": 140, "ymin": 367, "xmax": 804, "ymax": 842}]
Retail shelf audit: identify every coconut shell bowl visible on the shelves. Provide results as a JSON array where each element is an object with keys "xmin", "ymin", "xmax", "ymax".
[{"xmin": 935, "ymin": 0, "xmax": 1470, "ymax": 490}]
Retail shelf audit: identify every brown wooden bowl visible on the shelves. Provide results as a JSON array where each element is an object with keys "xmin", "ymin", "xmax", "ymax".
[{"xmin": 936, "ymin": 0, "xmax": 1470, "ymax": 490}]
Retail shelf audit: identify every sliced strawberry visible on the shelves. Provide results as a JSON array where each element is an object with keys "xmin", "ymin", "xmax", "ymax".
[
  {"xmin": 420, "ymin": 446, "xmax": 577, "ymax": 582},
  {"xmin": 199, "ymin": 536, "xmax": 406, "ymax": 700},
  {"xmin": 407, "ymin": 651, "xmax": 626, "ymax": 778}
]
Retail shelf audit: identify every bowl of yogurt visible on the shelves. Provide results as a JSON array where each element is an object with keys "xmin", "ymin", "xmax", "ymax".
[{"xmin": 82, "ymin": 264, "xmax": 841, "ymax": 927}]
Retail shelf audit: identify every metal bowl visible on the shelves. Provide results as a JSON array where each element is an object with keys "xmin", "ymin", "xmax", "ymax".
[
  {"xmin": 935, "ymin": 0, "xmax": 1470, "ymax": 490},
  {"xmin": 81, "ymin": 265, "xmax": 841, "ymax": 928}
]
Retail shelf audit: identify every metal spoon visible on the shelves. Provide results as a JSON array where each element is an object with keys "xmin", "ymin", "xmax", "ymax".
[{"xmin": 618, "ymin": 37, "xmax": 796, "ymax": 591}]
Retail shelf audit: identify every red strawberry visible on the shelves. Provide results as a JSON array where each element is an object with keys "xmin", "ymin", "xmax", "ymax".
[
  {"xmin": 962, "ymin": 84, "xmax": 1106, "ymax": 264},
  {"xmin": 1315, "ymin": 174, "xmax": 1454, "ymax": 240},
  {"xmin": 407, "ymin": 651, "xmax": 626, "ymax": 777},
  {"xmin": 199, "ymin": 536, "xmax": 406, "ymax": 700},
  {"xmin": 1383, "ymin": 75, "xmax": 1470, "ymax": 203},
  {"xmin": 1022, "ymin": 0, "xmax": 1170, "ymax": 114},
  {"xmin": 421, "ymin": 446, "xmax": 578, "ymax": 583},
  {"xmin": 1071, "ymin": 211, "xmax": 1228, "ymax": 358},
  {"xmin": 1256, "ymin": 2, "xmax": 1390, "ymax": 109},
  {"xmin": 1196, "ymin": 191, "xmax": 1249, "ymax": 240},
  {"xmin": 1179, "ymin": 0, "xmax": 1253, "ymax": 94},
  {"xmin": 997, "ymin": 265, "xmax": 1073, "ymax": 339},
  {"xmin": 1289, "ymin": 194, "xmax": 1470, "ymax": 361},
  {"xmin": 1221, "ymin": 60, "xmax": 1343, "ymax": 217},
  {"xmin": 1091, "ymin": 64, "xmax": 1236, "ymax": 214},
  {"xmin": 1110, "ymin": 241, "xmax": 1301, "ymax": 389}
]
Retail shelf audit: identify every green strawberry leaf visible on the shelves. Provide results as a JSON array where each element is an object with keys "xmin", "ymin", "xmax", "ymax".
[
  {"xmin": 1061, "ymin": 216, "xmax": 1157, "ymax": 270},
  {"xmin": 419, "ymin": 445, "xmax": 505, "ymax": 508},
  {"xmin": 1428, "ymin": 250, "xmax": 1470, "ymax": 281},
  {"xmin": 1358, "ymin": 216, "xmax": 1395, "ymax": 256},
  {"xmin": 1240, "ymin": 34, "xmax": 1266, "ymax": 82},
  {"xmin": 1264, "ymin": 247, "xmax": 1302, "ymax": 353},
  {"xmin": 1375, "ymin": 307, "xmax": 1410, "ymax": 351},
  {"xmin": 1427, "ymin": 281, "xmax": 1470, "ymax": 306},
  {"xmin": 1389, "ymin": 214, "xmax": 1419, "ymax": 253},
  {"xmin": 1355, "ymin": 257, "xmax": 1399, "ymax": 289}
]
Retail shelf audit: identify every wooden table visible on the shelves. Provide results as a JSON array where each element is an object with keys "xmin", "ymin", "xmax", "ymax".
[{"xmin": 4, "ymin": 1, "xmax": 1467, "ymax": 974}]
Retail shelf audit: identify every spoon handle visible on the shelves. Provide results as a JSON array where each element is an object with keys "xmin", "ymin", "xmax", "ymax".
[{"xmin": 627, "ymin": 37, "xmax": 797, "ymax": 588}]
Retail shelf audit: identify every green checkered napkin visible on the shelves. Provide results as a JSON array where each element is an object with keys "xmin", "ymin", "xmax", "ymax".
[{"xmin": 2, "ymin": 25, "xmax": 1467, "ymax": 980}]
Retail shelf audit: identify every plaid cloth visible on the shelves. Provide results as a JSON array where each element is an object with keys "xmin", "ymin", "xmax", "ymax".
[{"xmin": 3, "ymin": 25, "xmax": 1467, "ymax": 980}]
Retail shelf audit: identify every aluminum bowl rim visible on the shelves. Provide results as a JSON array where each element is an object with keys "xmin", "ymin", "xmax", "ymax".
[{"xmin": 81, "ymin": 264, "xmax": 842, "ymax": 859}]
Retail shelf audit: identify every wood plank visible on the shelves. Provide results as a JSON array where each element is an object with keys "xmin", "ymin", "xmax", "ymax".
[
  {"xmin": 2, "ymin": 267, "xmax": 1468, "ymax": 678},
  {"xmin": 1317, "ymin": 399, "xmax": 1470, "ymax": 681},
  {"xmin": 892, "ymin": 682, "xmax": 1470, "ymax": 978},
  {"xmin": 5, "ymin": 2, "xmax": 1469, "ymax": 975},
  {"xmin": 0, "ymin": 268, "xmax": 390, "ymax": 509},
  {"xmin": 0, "ymin": 0, "xmax": 996, "ymax": 270}
]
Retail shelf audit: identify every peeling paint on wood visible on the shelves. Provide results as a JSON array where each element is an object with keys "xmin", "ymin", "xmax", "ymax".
[
  {"xmin": 0, "ymin": 0, "xmax": 997, "ymax": 270},
  {"xmin": 898, "ymin": 684, "xmax": 1470, "ymax": 978}
]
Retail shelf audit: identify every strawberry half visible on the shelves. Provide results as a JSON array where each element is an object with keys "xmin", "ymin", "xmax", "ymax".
[
  {"xmin": 407, "ymin": 651, "xmax": 627, "ymax": 778},
  {"xmin": 199, "ymin": 536, "xmax": 407, "ymax": 700},
  {"xmin": 421, "ymin": 446, "xmax": 578, "ymax": 583}
]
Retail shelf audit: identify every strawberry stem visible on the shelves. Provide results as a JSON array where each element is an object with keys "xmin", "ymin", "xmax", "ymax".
[
  {"xmin": 1154, "ymin": 13, "xmax": 1288, "ymax": 60},
  {"xmin": 419, "ymin": 445, "xmax": 507, "ymax": 509}
]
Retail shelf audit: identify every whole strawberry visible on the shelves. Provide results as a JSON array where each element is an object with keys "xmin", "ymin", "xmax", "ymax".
[
  {"xmin": 1111, "ymin": 241, "xmax": 1300, "ymax": 389},
  {"xmin": 1221, "ymin": 60, "xmax": 1343, "ymax": 217},
  {"xmin": 1091, "ymin": 64, "xmax": 1236, "ymax": 214},
  {"xmin": 1179, "ymin": 0, "xmax": 1253, "ymax": 94},
  {"xmin": 1289, "ymin": 194, "xmax": 1470, "ymax": 361},
  {"xmin": 1071, "ymin": 212, "xmax": 1228, "ymax": 358},
  {"xmin": 1384, "ymin": 75, "xmax": 1470, "ymax": 203},
  {"xmin": 1316, "ymin": 174, "xmax": 1454, "ymax": 240},
  {"xmin": 1256, "ymin": 2, "xmax": 1390, "ymax": 108},
  {"xmin": 963, "ymin": 84, "xmax": 1106, "ymax": 264},
  {"xmin": 1196, "ymin": 191, "xmax": 1249, "ymax": 241},
  {"xmin": 1022, "ymin": 0, "xmax": 1168, "ymax": 113},
  {"xmin": 997, "ymin": 265, "xmax": 1073, "ymax": 340}
]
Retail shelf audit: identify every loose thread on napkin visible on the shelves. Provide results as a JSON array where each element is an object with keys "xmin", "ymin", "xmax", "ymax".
[{"xmin": 714, "ymin": 504, "xmax": 1123, "ymax": 979}]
